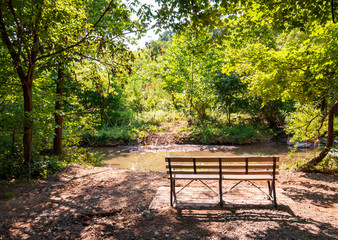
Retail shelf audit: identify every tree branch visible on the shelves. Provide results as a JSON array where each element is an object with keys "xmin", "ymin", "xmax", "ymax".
[
  {"xmin": 314, "ymin": 109, "xmax": 330, "ymax": 137},
  {"xmin": 75, "ymin": 52, "xmax": 131, "ymax": 68},
  {"xmin": 0, "ymin": 99, "xmax": 5, "ymax": 108},
  {"xmin": 8, "ymin": 0, "xmax": 32, "ymax": 64},
  {"xmin": 63, "ymin": 108, "xmax": 96, "ymax": 118},
  {"xmin": 304, "ymin": 101, "xmax": 337, "ymax": 140},
  {"xmin": 9, "ymin": 0, "xmax": 22, "ymax": 36},
  {"xmin": 36, "ymin": 0, "xmax": 115, "ymax": 61},
  {"xmin": 332, "ymin": 0, "xmax": 335, "ymax": 23},
  {"xmin": 305, "ymin": 113, "xmax": 321, "ymax": 135},
  {"xmin": 0, "ymin": 3, "xmax": 26, "ymax": 81},
  {"xmin": 31, "ymin": 4, "xmax": 42, "ymax": 58}
]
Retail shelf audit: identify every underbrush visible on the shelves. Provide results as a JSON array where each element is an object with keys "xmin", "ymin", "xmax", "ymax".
[
  {"xmin": 81, "ymin": 110, "xmax": 278, "ymax": 146},
  {"xmin": 0, "ymin": 147, "xmax": 104, "ymax": 180},
  {"xmin": 81, "ymin": 110, "xmax": 184, "ymax": 146},
  {"xmin": 82, "ymin": 126, "xmax": 141, "ymax": 146},
  {"xmin": 281, "ymin": 147, "xmax": 338, "ymax": 174},
  {"xmin": 185, "ymin": 122, "xmax": 275, "ymax": 145}
]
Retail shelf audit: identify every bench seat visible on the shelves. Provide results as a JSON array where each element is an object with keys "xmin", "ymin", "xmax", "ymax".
[
  {"xmin": 171, "ymin": 174, "xmax": 219, "ymax": 180},
  {"xmin": 171, "ymin": 174, "xmax": 273, "ymax": 180},
  {"xmin": 166, "ymin": 156, "xmax": 279, "ymax": 208}
]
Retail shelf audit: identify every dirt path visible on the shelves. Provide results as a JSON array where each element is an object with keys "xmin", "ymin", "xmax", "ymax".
[{"xmin": 0, "ymin": 166, "xmax": 337, "ymax": 239}]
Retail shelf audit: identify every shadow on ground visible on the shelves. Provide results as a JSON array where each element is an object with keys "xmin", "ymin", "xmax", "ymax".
[{"xmin": 0, "ymin": 166, "xmax": 337, "ymax": 239}]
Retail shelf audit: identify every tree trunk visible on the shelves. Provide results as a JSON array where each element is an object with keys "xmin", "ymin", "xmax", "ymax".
[
  {"xmin": 53, "ymin": 67, "xmax": 64, "ymax": 155},
  {"xmin": 228, "ymin": 111, "xmax": 231, "ymax": 126},
  {"xmin": 22, "ymin": 81, "xmax": 33, "ymax": 176},
  {"xmin": 0, "ymin": 5, "xmax": 38, "ymax": 178},
  {"xmin": 306, "ymin": 100, "xmax": 338, "ymax": 166},
  {"xmin": 100, "ymin": 108, "xmax": 104, "ymax": 125},
  {"xmin": 11, "ymin": 127, "xmax": 16, "ymax": 156},
  {"xmin": 171, "ymin": 94, "xmax": 177, "ymax": 109}
]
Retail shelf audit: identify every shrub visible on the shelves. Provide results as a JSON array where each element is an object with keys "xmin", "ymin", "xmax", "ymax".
[
  {"xmin": 0, "ymin": 147, "xmax": 104, "ymax": 180},
  {"xmin": 281, "ymin": 146, "xmax": 338, "ymax": 174},
  {"xmin": 188, "ymin": 123, "xmax": 274, "ymax": 145}
]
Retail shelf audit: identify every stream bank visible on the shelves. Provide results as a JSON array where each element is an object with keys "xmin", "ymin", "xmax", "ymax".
[{"xmin": 92, "ymin": 143, "xmax": 316, "ymax": 172}]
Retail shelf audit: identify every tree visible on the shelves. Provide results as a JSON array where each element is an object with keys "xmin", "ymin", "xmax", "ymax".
[
  {"xmin": 213, "ymin": 72, "xmax": 246, "ymax": 125},
  {"xmin": 161, "ymin": 28, "xmax": 218, "ymax": 119},
  {"xmin": 224, "ymin": 1, "xmax": 337, "ymax": 166},
  {"xmin": 53, "ymin": 65, "xmax": 64, "ymax": 155},
  {"xmin": 0, "ymin": 0, "xmax": 149, "ymax": 176}
]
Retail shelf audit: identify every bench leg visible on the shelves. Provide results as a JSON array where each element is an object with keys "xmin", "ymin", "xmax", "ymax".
[
  {"xmin": 272, "ymin": 179, "xmax": 277, "ymax": 208},
  {"xmin": 267, "ymin": 181, "xmax": 272, "ymax": 199},
  {"xmin": 268, "ymin": 180, "xmax": 277, "ymax": 208},
  {"xmin": 170, "ymin": 179, "xmax": 175, "ymax": 207},
  {"xmin": 219, "ymin": 179, "xmax": 223, "ymax": 206},
  {"xmin": 173, "ymin": 180, "xmax": 176, "ymax": 205}
]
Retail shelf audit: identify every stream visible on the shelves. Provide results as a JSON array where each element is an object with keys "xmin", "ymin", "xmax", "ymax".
[{"xmin": 93, "ymin": 143, "xmax": 316, "ymax": 172}]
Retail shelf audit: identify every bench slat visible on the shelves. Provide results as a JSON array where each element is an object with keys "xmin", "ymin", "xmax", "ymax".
[
  {"xmin": 167, "ymin": 170, "xmax": 278, "ymax": 175},
  {"xmin": 170, "ymin": 174, "xmax": 273, "ymax": 180},
  {"xmin": 222, "ymin": 175, "xmax": 273, "ymax": 180},
  {"xmin": 171, "ymin": 174, "xmax": 220, "ymax": 180},
  {"xmin": 166, "ymin": 156, "xmax": 279, "ymax": 163},
  {"xmin": 166, "ymin": 164, "xmax": 279, "ymax": 169}
]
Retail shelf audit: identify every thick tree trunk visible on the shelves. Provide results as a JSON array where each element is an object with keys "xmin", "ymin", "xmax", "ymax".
[
  {"xmin": 1, "ymin": 5, "xmax": 34, "ymax": 172},
  {"xmin": 53, "ymin": 67, "xmax": 64, "ymax": 155},
  {"xmin": 22, "ymin": 81, "xmax": 33, "ymax": 175},
  {"xmin": 306, "ymin": 100, "xmax": 338, "ymax": 167}
]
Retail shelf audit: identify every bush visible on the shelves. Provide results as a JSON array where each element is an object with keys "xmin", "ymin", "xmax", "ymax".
[
  {"xmin": 81, "ymin": 126, "xmax": 140, "ymax": 146},
  {"xmin": 281, "ymin": 147, "xmax": 338, "ymax": 174},
  {"xmin": 80, "ymin": 110, "xmax": 185, "ymax": 146},
  {"xmin": 0, "ymin": 147, "xmax": 104, "ymax": 180},
  {"xmin": 187, "ymin": 123, "xmax": 274, "ymax": 145}
]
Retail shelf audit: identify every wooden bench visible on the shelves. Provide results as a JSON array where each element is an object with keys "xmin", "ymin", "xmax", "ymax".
[{"xmin": 165, "ymin": 156, "xmax": 279, "ymax": 208}]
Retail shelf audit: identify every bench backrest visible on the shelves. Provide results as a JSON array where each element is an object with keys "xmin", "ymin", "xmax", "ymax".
[{"xmin": 166, "ymin": 156, "xmax": 279, "ymax": 176}]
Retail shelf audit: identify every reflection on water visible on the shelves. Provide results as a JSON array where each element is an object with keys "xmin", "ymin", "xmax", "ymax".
[{"xmin": 93, "ymin": 143, "xmax": 316, "ymax": 172}]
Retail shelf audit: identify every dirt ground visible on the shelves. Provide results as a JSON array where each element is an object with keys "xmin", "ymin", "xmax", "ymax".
[{"xmin": 0, "ymin": 166, "xmax": 337, "ymax": 240}]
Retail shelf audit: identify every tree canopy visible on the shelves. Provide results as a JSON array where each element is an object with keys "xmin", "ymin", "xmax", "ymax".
[{"xmin": 0, "ymin": 0, "xmax": 337, "ymax": 179}]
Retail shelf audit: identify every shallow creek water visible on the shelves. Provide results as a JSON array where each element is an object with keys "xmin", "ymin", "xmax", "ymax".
[{"xmin": 93, "ymin": 143, "xmax": 315, "ymax": 172}]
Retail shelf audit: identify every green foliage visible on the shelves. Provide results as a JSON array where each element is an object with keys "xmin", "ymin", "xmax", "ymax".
[
  {"xmin": 0, "ymin": 147, "xmax": 103, "ymax": 180},
  {"xmin": 30, "ymin": 147, "xmax": 103, "ymax": 179},
  {"xmin": 316, "ymin": 153, "xmax": 338, "ymax": 174},
  {"xmin": 82, "ymin": 126, "xmax": 139, "ymax": 146},
  {"xmin": 81, "ymin": 110, "xmax": 184, "ymax": 146},
  {"xmin": 4, "ymin": 192, "xmax": 14, "ymax": 199},
  {"xmin": 222, "ymin": 1, "xmax": 337, "ymax": 167},
  {"xmin": 212, "ymin": 72, "xmax": 247, "ymax": 124},
  {"xmin": 155, "ymin": 0, "xmax": 239, "ymax": 33},
  {"xmin": 0, "ymin": 155, "xmax": 22, "ymax": 180},
  {"xmin": 282, "ymin": 147, "xmax": 338, "ymax": 174},
  {"xmin": 161, "ymin": 29, "xmax": 219, "ymax": 119},
  {"xmin": 2, "ymin": 0, "xmax": 335, "ymax": 178},
  {"xmin": 285, "ymin": 103, "xmax": 331, "ymax": 142},
  {"xmin": 136, "ymin": 110, "xmax": 184, "ymax": 126},
  {"xmin": 0, "ymin": 0, "xmax": 151, "ymax": 179},
  {"xmin": 187, "ymin": 122, "xmax": 274, "ymax": 145},
  {"xmin": 224, "ymin": 9, "xmax": 337, "ymax": 106}
]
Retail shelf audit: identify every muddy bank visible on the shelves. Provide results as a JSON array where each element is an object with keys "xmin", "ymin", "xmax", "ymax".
[
  {"xmin": 104, "ymin": 144, "xmax": 240, "ymax": 154},
  {"xmin": 95, "ymin": 142, "xmax": 292, "ymax": 154}
]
